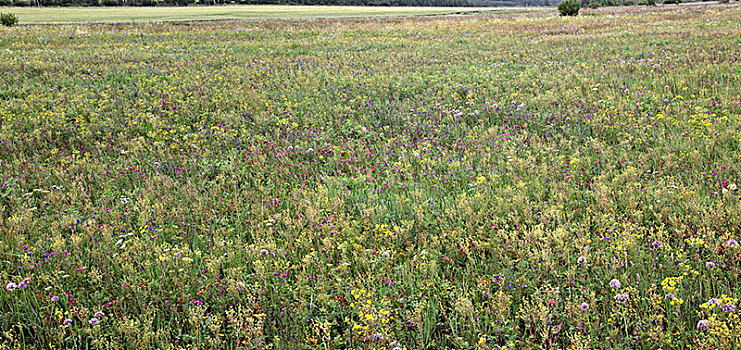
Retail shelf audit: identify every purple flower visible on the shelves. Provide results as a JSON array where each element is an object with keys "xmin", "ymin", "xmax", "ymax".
[
  {"xmin": 706, "ymin": 262, "xmax": 716, "ymax": 269},
  {"xmin": 722, "ymin": 303, "xmax": 736, "ymax": 313},
  {"xmin": 51, "ymin": 296, "xmax": 59, "ymax": 302},
  {"xmin": 577, "ymin": 256, "xmax": 587, "ymax": 264},
  {"xmin": 63, "ymin": 318, "xmax": 73, "ymax": 326},
  {"xmin": 708, "ymin": 298, "xmax": 720, "ymax": 307},
  {"xmin": 609, "ymin": 279, "xmax": 621, "ymax": 289},
  {"xmin": 18, "ymin": 277, "xmax": 31, "ymax": 288},
  {"xmin": 373, "ymin": 333, "xmax": 384, "ymax": 341},
  {"xmin": 6, "ymin": 282, "xmax": 17, "ymax": 291},
  {"xmin": 614, "ymin": 293, "xmax": 629, "ymax": 305},
  {"xmin": 89, "ymin": 318, "xmax": 99, "ymax": 325},
  {"xmin": 94, "ymin": 311, "xmax": 105, "ymax": 318},
  {"xmin": 651, "ymin": 241, "xmax": 662, "ymax": 249},
  {"xmin": 259, "ymin": 249, "xmax": 269, "ymax": 255},
  {"xmin": 696, "ymin": 320, "xmax": 709, "ymax": 330},
  {"xmin": 728, "ymin": 239, "xmax": 739, "ymax": 248},
  {"xmin": 580, "ymin": 302, "xmax": 590, "ymax": 311}
]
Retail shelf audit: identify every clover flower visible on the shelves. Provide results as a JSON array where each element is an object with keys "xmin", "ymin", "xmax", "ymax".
[
  {"xmin": 696, "ymin": 320, "xmax": 709, "ymax": 330},
  {"xmin": 614, "ymin": 293, "xmax": 629, "ymax": 305},
  {"xmin": 609, "ymin": 279, "xmax": 621, "ymax": 289},
  {"xmin": 6, "ymin": 282, "xmax": 17, "ymax": 291},
  {"xmin": 89, "ymin": 318, "xmax": 99, "ymax": 325},
  {"xmin": 580, "ymin": 302, "xmax": 589, "ymax": 311},
  {"xmin": 722, "ymin": 303, "xmax": 735, "ymax": 313},
  {"xmin": 51, "ymin": 296, "xmax": 59, "ymax": 302}
]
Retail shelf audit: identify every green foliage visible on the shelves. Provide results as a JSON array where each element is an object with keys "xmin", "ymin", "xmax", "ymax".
[
  {"xmin": 0, "ymin": 13, "xmax": 18, "ymax": 27},
  {"xmin": 558, "ymin": 0, "xmax": 580, "ymax": 15},
  {"xmin": 638, "ymin": 0, "xmax": 656, "ymax": 5}
]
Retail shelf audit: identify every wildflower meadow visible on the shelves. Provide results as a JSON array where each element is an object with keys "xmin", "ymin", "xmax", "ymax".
[{"xmin": 1, "ymin": 3, "xmax": 740, "ymax": 349}]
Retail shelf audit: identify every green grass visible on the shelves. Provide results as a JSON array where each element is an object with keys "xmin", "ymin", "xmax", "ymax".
[
  {"xmin": 0, "ymin": 5, "xmax": 537, "ymax": 23},
  {"xmin": 1, "ymin": 2, "xmax": 741, "ymax": 349}
]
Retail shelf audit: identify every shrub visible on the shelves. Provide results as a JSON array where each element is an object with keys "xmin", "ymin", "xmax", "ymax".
[
  {"xmin": 638, "ymin": 0, "xmax": 656, "ymax": 5},
  {"xmin": 1, "ymin": 13, "xmax": 18, "ymax": 27},
  {"xmin": 558, "ymin": 0, "xmax": 580, "ymax": 15}
]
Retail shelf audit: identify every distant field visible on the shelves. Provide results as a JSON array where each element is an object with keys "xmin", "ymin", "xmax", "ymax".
[{"xmin": 0, "ymin": 5, "xmax": 538, "ymax": 23}]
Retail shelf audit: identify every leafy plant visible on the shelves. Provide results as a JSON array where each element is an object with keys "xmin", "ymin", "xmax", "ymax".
[
  {"xmin": 558, "ymin": 0, "xmax": 580, "ymax": 16},
  {"xmin": 0, "ymin": 13, "xmax": 18, "ymax": 27}
]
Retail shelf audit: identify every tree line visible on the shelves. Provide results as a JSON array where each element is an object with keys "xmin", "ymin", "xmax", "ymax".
[{"xmin": 0, "ymin": 0, "xmax": 705, "ymax": 8}]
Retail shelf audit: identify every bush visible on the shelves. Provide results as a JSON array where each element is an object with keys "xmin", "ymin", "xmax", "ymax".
[
  {"xmin": 558, "ymin": 0, "xmax": 580, "ymax": 15},
  {"xmin": 638, "ymin": 0, "xmax": 656, "ymax": 5},
  {"xmin": 1, "ymin": 13, "xmax": 18, "ymax": 27}
]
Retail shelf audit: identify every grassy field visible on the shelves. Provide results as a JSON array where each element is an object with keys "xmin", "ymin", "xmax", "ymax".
[
  {"xmin": 1, "ymin": 2, "xmax": 741, "ymax": 349},
  {"xmin": 0, "ymin": 5, "xmax": 535, "ymax": 23}
]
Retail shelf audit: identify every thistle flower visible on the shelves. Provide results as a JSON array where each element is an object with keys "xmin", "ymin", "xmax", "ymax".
[
  {"xmin": 609, "ymin": 279, "xmax": 621, "ymax": 289},
  {"xmin": 580, "ymin": 302, "xmax": 589, "ymax": 311}
]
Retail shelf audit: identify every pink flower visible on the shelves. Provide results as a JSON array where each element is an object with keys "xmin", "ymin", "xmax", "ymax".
[
  {"xmin": 580, "ymin": 302, "xmax": 589, "ymax": 311},
  {"xmin": 609, "ymin": 279, "xmax": 621, "ymax": 289}
]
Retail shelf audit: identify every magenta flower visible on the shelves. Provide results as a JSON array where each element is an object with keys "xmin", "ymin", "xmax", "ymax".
[{"xmin": 51, "ymin": 296, "xmax": 59, "ymax": 302}]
